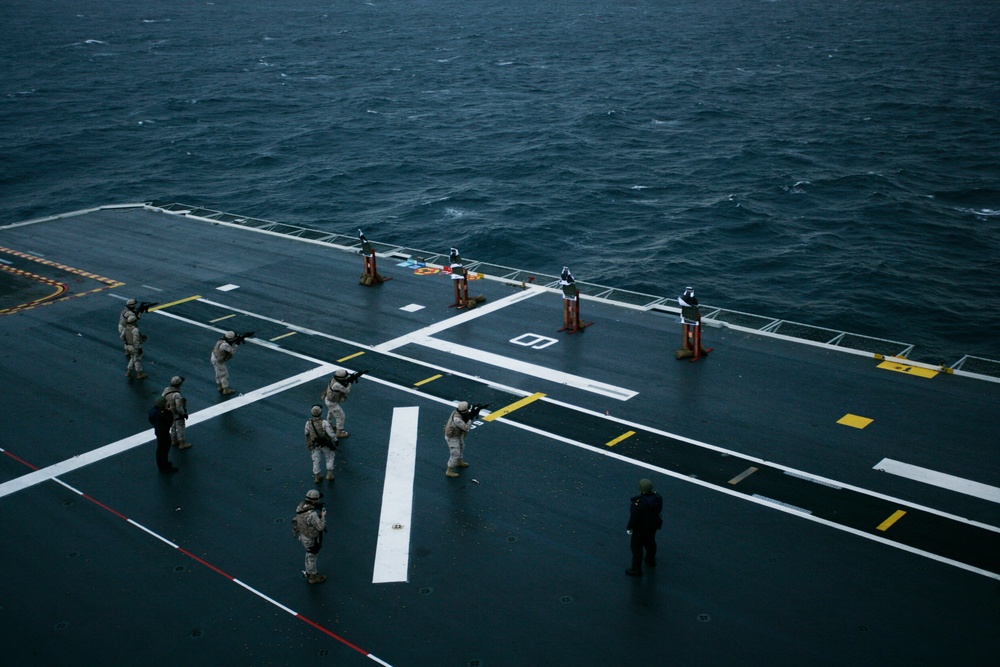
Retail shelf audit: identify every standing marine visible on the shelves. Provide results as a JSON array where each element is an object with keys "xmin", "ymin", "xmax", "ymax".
[
  {"xmin": 443, "ymin": 401, "xmax": 473, "ymax": 478},
  {"xmin": 625, "ymin": 478, "xmax": 664, "ymax": 576},
  {"xmin": 293, "ymin": 489, "xmax": 328, "ymax": 584},
  {"xmin": 162, "ymin": 376, "xmax": 192, "ymax": 449},
  {"xmin": 148, "ymin": 395, "xmax": 178, "ymax": 473},
  {"xmin": 322, "ymin": 370, "xmax": 355, "ymax": 438},
  {"xmin": 121, "ymin": 313, "xmax": 148, "ymax": 379},
  {"xmin": 118, "ymin": 298, "xmax": 139, "ymax": 336},
  {"xmin": 211, "ymin": 331, "xmax": 240, "ymax": 395},
  {"xmin": 305, "ymin": 405, "xmax": 338, "ymax": 483}
]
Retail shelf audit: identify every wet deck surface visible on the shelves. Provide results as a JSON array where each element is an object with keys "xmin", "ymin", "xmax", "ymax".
[{"xmin": 1, "ymin": 206, "xmax": 998, "ymax": 666}]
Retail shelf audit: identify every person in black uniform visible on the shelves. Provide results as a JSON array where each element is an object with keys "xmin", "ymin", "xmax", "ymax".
[
  {"xmin": 148, "ymin": 395, "xmax": 178, "ymax": 473},
  {"xmin": 626, "ymin": 478, "xmax": 662, "ymax": 576}
]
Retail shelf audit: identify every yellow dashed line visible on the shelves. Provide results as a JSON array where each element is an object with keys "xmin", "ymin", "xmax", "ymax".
[
  {"xmin": 728, "ymin": 466, "xmax": 759, "ymax": 485},
  {"xmin": 152, "ymin": 295, "xmax": 202, "ymax": 311},
  {"xmin": 877, "ymin": 509, "xmax": 907, "ymax": 532},
  {"xmin": 209, "ymin": 313, "xmax": 237, "ymax": 322},
  {"xmin": 270, "ymin": 331, "xmax": 297, "ymax": 342},
  {"xmin": 605, "ymin": 430, "xmax": 636, "ymax": 447},
  {"xmin": 482, "ymin": 392, "xmax": 546, "ymax": 422},
  {"xmin": 414, "ymin": 374, "xmax": 442, "ymax": 387},
  {"xmin": 338, "ymin": 351, "xmax": 366, "ymax": 363}
]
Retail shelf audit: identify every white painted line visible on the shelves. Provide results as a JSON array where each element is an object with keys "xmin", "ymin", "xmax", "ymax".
[
  {"xmin": 373, "ymin": 407, "xmax": 420, "ymax": 584},
  {"xmin": 128, "ymin": 519, "xmax": 180, "ymax": 549},
  {"xmin": 413, "ymin": 336, "xmax": 638, "ymax": 401},
  {"xmin": 874, "ymin": 458, "xmax": 1000, "ymax": 504},
  {"xmin": 752, "ymin": 494, "xmax": 812, "ymax": 514},
  {"xmin": 233, "ymin": 579, "xmax": 299, "ymax": 615},
  {"xmin": 374, "ymin": 286, "xmax": 544, "ymax": 352},
  {"xmin": 0, "ymin": 363, "xmax": 338, "ymax": 499},
  {"xmin": 400, "ymin": 303, "xmax": 425, "ymax": 312},
  {"xmin": 217, "ymin": 284, "xmax": 240, "ymax": 291}
]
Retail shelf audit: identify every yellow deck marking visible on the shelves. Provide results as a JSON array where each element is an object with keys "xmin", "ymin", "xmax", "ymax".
[
  {"xmin": 837, "ymin": 414, "xmax": 873, "ymax": 429},
  {"xmin": 152, "ymin": 295, "xmax": 202, "ymax": 311},
  {"xmin": 605, "ymin": 430, "xmax": 636, "ymax": 447},
  {"xmin": 269, "ymin": 331, "xmax": 297, "ymax": 342},
  {"xmin": 0, "ymin": 266, "xmax": 67, "ymax": 314},
  {"xmin": 728, "ymin": 466, "xmax": 759, "ymax": 485},
  {"xmin": 482, "ymin": 392, "xmax": 546, "ymax": 422},
  {"xmin": 877, "ymin": 360, "xmax": 939, "ymax": 379},
  {"xmin": 414, "ymin": 374, "xmax": 442, "ymax": 387},
  {"xmin": 337, "ymin": 351, "xmax": 366, "ymax": 363},
  {"xmin": 209, "ymin": 313, "xmax": 237, "ymax": 323},
  {"xmin": 0, "ymin": 245, "xmax": 123, "ymax": 314},
  {"xmin": 877, "ymin": 509, "xmax": 907, "ymax": 532}
]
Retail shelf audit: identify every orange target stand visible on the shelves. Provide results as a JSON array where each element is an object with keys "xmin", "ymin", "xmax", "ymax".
[
  {"xmin": 358, "ymin": 230, "xmax": 390, "ymax": 286},
  {"xmin": 557, "ymin": 267, "xmax": 592, "ymax": 334},
  {"xmin": 447, "ymin": 247, "xmax": 485, "ymax": 309},
  {"xmin": 677, "ymin": 304, "xmax": 712, "ymax": 361}
]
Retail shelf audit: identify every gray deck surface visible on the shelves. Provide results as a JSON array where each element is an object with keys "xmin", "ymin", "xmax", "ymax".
[{"xmin": 1, "ymin": 205, "xmax": 997, "ymax": 666}]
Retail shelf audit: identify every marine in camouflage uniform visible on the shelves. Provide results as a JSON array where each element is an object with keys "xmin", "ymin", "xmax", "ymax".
[
  {"xmin": 322, "ymin": 370, "xmax": 352, "ymax": 438},
  {"xmin": 293, "ymin": 489, "xmax": 328, "ymax": 584},
  {"xmin": 443, "ymin": 401, "xmax": 472, "ymax": 478},
  {"xmin": 305, "ymin": 405, "xmax": 338, "ymax": 483},
  {"xmin": 117, "ymin": 298, "xmax": 139, "ymax": 336},
  {"xmin": 162, "ymin": 376, "xmax": 192, "ymax": 449},
  {"xmin": 121, "ymin": 314, "xmax": 148, "ymax": 379},
  {"xmin": 211, "ymin": 331, "xmax": 239, "ymax": 394}
]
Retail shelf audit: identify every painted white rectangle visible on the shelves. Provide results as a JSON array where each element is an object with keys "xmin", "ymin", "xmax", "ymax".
[
  {"xmin": 874, "ymin": 458, "xmax": 1000, "ymax": 504},
  {"xmin": 216, "ymin": 283, "xmax": 240, "ymax": 291},
  {"xmin": 400, "ymin": 303, "xmax": 425, "ymax": 312},
  {"xmin": 373, "ymin": 407, "xmax": 420, "ymax": 583},
  {"xmin": 414, "ymin": 337, "xmax": 638, "ymax": 401}
]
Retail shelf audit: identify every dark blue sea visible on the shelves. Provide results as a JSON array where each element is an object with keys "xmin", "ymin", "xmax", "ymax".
[{"xmin": 2, "ymin": 0, "xmax": 998, "ymax": 362}]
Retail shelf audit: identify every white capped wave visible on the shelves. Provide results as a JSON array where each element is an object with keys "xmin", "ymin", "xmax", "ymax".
[{"xmin": 956, "ymin": 207, "xmax": 1000, "ymax": 217}]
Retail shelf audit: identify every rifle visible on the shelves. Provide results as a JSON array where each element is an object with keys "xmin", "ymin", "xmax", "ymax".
[
  {"xmin": 136, "ymin": 301, "xmax": 159, "ymax": 314},
  {"xmin": 232, "ymin": 331, "xmax": 256, "ymax": 345},
  {"xmin": 344, "ymin": 370, "xmax": 369, "ymax": 385},
  {"xmin": 467, "ymin": 403, "xmax": 491, "ymax": 420}
]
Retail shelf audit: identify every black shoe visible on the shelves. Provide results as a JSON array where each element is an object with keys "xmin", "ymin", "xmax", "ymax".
[
  {"xmin": 625, "ymin": 568, "xmax": 643, "ymax": 577},
  {"xmin": 159, "ymin": 465, "xmax": 179, "ymax": 473},
  {"xmin": 645, "ymin": 558, "xmax": 656, "ymax": 568}
]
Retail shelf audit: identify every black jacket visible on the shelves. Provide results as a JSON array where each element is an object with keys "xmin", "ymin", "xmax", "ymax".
[{"xmin": 627, "ymin": 492, "xmax": 663, "ymax": 533}]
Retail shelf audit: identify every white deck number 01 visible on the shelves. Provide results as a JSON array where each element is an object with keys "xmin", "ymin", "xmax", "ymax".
[{"xmin": 510, "ymin": 333, "xmax": 559, "ymax": 350}]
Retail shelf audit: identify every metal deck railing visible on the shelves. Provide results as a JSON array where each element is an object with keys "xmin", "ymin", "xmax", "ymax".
[{"xmin": 146, "ymin": 201, "xmax": 1000, "ymax": 379}]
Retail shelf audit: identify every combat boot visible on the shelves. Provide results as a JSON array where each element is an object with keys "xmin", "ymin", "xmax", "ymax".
[
  {"xmin": 307, "ymin": 573, "xmax": 327, "ymax": 584},
  {"xmin": 326, "ymin": 470, "xmax": 335, "ymax": 481},
  {"xmin": 445, "ymin": 467, "xmax": 459, "ymax": 478},
  {"xmin": 456, "ymin": 459, "xmax": 469, "ymax": 468},
  {"xmin": 336, "ymin": 430, "xmax": 349, "ymax": 438},
  {"xmin": 221, "ymin": 387, "xmax": 236, "ymax": 395},
  {"xmin": 136, "ymin": 371, "xmax": 148, "ymax": 379},
  {"xmin": 178, "ymin": 441, "xmax": 192, "ymax": 449},
  {"xmin": 314, "ymin": 473, "xmax": 322, "ymax": 483}
]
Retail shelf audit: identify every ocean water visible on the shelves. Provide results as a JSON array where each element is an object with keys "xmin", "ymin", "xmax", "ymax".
[{"xmin": 2, "ymin": 0, "xmax": 998, "ymax": 362}]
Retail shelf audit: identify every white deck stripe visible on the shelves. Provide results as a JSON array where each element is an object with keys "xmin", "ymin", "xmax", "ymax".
[
  {"xmin": 0, "ymin": 363, "xmax": 337, "ymax": 499},
  {"xmin": 372, "ymin": 407, "xmax": 420, "ymax": 584},
  {"xmin": 874, "ymin": 458, "xmax": 1000, "ymax": 504},
  {"xmin": 412, "ymin": 336, "xmax": 638, "ymax": 401}
]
